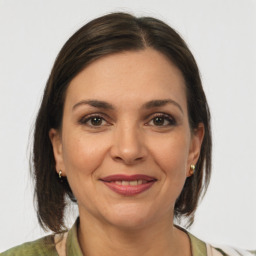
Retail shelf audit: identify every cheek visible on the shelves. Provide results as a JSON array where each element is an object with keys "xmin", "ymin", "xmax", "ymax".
[
  {"xmin": 61, "ymin": 132, "xmax": 107, "ymax": 177},
  {"xmin": 149, "ymin": 133, "xmax": 190, "ymax": 195},
  {"xmin": 61, "ymin": 133, "xmax": 109, "ymax": 205},
  {"xmin": 151, "ymin": 133, "xmax": 190, "ymax": 173}
]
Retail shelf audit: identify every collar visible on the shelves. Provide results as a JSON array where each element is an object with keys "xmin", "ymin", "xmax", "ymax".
[
  {"xmin": 66, "ymin": 218, "xmax": 83, "ymax": 256},
  {"xmin": 188, "ymin": 232, "xmax": 208, "ymax": 256},
  {"xmin": 65, "ymin": 218, "xmax": 207, "ymax": 256},
  {"xmin": 174, "ymin": 224, "xmax": 207, "ymax": 256}
]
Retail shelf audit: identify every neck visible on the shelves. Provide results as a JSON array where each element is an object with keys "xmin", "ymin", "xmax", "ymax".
[{"xmin": 77, "ymin": 211, "xmax": 191, "ymax": 256}]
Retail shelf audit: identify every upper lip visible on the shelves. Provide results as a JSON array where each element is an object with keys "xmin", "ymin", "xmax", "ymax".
[{"xmin": 100, "ymin": 174, "xmax": 157, "ymax": 182}]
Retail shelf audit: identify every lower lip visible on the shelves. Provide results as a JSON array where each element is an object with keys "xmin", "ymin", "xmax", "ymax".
[{"xmin": 102, "ymin": 181, "xmax": 155, "ymax": 196}]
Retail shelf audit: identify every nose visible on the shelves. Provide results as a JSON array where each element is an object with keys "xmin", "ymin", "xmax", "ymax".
[{"xmin": 110, "ymin": 123, "xmax": 147, "ymax": 165}]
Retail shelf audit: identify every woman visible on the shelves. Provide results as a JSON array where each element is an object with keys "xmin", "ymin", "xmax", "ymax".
[{"xmin": 2, "ymin": 12, "xmax": 255, "ymax": 256}]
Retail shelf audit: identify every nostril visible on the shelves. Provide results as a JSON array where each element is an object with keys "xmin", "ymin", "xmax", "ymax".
[
  {"xmin": 110, "ymin": 135, "xmax": 147, "ymax": 164},
  {"xmin": 114, "ymin": 156, "xmax": 123, "ymax": 161},
  {"xmin": 113, "ymin": 155, "xmax": 145, "ymax": 165},
  {"xmin": 134, "ymin": 156, "xmax": 143, "ymax": 161}
]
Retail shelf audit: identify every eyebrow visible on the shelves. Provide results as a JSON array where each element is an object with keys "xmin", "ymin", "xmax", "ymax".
[
  {"xmin": 72, "ymin": 99, "xmax": 183, "ymax": 114},
  {"xmin": 142, "ymin": 99, "xmax": 184, "ymax": 114},
  {"xmin": 72, "ymin": 100, "xmax": 114, "ymax": 111}
]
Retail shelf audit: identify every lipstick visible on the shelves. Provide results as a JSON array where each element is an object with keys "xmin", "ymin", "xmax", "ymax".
[{"xmin": 100, "ymin": 174, "xmax": 157, "ymax": 196}]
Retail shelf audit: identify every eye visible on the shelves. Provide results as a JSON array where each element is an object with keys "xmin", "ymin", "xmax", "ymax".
[
  {"xmin": 79, "ymin": 115, "xmax": 108, "ymax": 127},
  {"xmin": 147, "ymin": 114, "xmax": 176, "ymax": 127}
]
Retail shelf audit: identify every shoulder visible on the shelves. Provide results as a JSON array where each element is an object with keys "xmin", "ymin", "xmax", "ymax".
[
  {"xmin": 188, "ymin": 231, "xmax": 255, "ymax": 256},
  {"xmin": 1, "ymin": 235, "xmax": 58, "ymax": 256},
  {"xmin": 206, "ymin": 243, "xmax": 256, "ymax": 256}
]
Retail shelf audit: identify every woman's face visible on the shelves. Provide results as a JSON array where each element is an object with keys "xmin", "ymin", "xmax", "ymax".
[{"xmin": 50, "ymin": 48, "xmax": 204, "ymax": 230}]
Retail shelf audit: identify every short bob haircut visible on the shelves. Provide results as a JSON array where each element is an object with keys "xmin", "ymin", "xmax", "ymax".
[{"xmin": 32, "ymin": 12, "xmax": 211, "ymax": 233}]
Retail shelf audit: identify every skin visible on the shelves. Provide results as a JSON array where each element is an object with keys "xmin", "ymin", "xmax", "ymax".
[{"xmin": 50, "ymin": 48, "xmax": 204, "ymax": 256}]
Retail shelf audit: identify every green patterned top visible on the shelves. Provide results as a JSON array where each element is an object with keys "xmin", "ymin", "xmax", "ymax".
[{"xmin": 1, "ymin": 220, "xmax": 255, "ymax": 256}]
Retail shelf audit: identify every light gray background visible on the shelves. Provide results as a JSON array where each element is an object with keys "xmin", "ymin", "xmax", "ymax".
[{"xmin": 0, "ymin": 0, "xmax": 255, "ymax": 252}]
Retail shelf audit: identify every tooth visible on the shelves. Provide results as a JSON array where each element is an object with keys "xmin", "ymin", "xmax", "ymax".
[
  {"xmin": 138, "ymin": 180, "xmax": 142, "ymax": 185},
  {"xmin": 129, "ymin": 180, "xmax": 138, "ymax": 186},
  {"xmin": 142, "ymin": 180, "xmax": 147, "ymax": 184},
  {"xmin": 122, "ymin": 181, "xmax": 129, "ymax": 186},
  {"xmin": 115, "ymin": 181, "xmax": 122, "ymax": 185}
]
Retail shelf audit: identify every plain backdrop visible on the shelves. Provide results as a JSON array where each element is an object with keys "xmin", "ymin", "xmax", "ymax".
[{"xmin": 0, "ymin": 0, "xmax": 255, "ymax": 252}]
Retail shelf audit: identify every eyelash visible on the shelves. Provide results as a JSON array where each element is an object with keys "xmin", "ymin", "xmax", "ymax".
[
  {"xmin": 146, "ymin": 113, "xmax": 176, "ymax": 127},
  {"xmin": 79, "ymin": 114, "xmax": 109, "ymax": 127},
  {"xmin": 78, "ymin": 113, "xmax": 176, "ymax": 128}
]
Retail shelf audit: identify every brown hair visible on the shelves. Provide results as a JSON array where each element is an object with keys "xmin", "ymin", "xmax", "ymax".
[{"xmin": 32, "ymin": 12, "xmax": 211, "ymax": 232}]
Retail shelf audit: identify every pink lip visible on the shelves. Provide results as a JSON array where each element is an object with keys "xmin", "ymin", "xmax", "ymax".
[{"xmin": 100, "ymin": 174, "xmax": 157, "ymax": 196}]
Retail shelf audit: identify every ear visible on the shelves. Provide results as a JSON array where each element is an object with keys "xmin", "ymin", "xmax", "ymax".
[
  {"xmin": 49, "ymin": 128, "xmax": 66, "ymax": 177},
  {"xmin": 186, "ymin": 123, "xmax": 205, "ymax": 177}
]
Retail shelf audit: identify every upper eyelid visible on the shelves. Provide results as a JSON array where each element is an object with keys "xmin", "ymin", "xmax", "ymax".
[
  {"xmin": 78, "ymin": 112, "xmax": 176, "ymax": 123},
  {"xmin": 80, "ymin": 112, "xmax": 110, "ymax": 120},
  {"xmin": 144, "ymin": 113, "xmax": 176, "ymax": 125},
  {"xmin": 79, "ymin": 113, "xmax": 109, "ymax": 124},
  {"xmin": 144, "ymin": 112, "xmax": 175, "ymax": 120}
]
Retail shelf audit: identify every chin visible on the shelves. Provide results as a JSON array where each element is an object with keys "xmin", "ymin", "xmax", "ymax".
[{"xmin": 101, "ymin": 203, "xmax": 161, "ymax": 231}]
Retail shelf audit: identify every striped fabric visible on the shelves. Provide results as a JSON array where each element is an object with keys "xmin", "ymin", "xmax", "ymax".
[{"xmin": 206, "ymin": 244, "xmax": 256, "ymax": 256}]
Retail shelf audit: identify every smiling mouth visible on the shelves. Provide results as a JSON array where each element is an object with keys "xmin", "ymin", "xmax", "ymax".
[
  {"xmin": 100, "ymin": 174, "xmax": 157, "ymax": 196},
  {"xmin": 109, "ymin": 180, "xmax": 148, "ymax": 185}
]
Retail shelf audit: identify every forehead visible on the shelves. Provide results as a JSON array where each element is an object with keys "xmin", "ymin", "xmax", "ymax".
[{"xmin": 65, "ymin": 48, "xmax": 187, "ymax": 110}]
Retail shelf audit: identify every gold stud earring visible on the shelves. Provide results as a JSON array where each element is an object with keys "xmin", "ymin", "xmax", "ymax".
[
  {"xmin": 189, "ymin": 165, "xmax": 195, "ymax": 176},
  {"xmin": 58, "ymin": 170, "xmax": 62, "ymax": 179}
]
